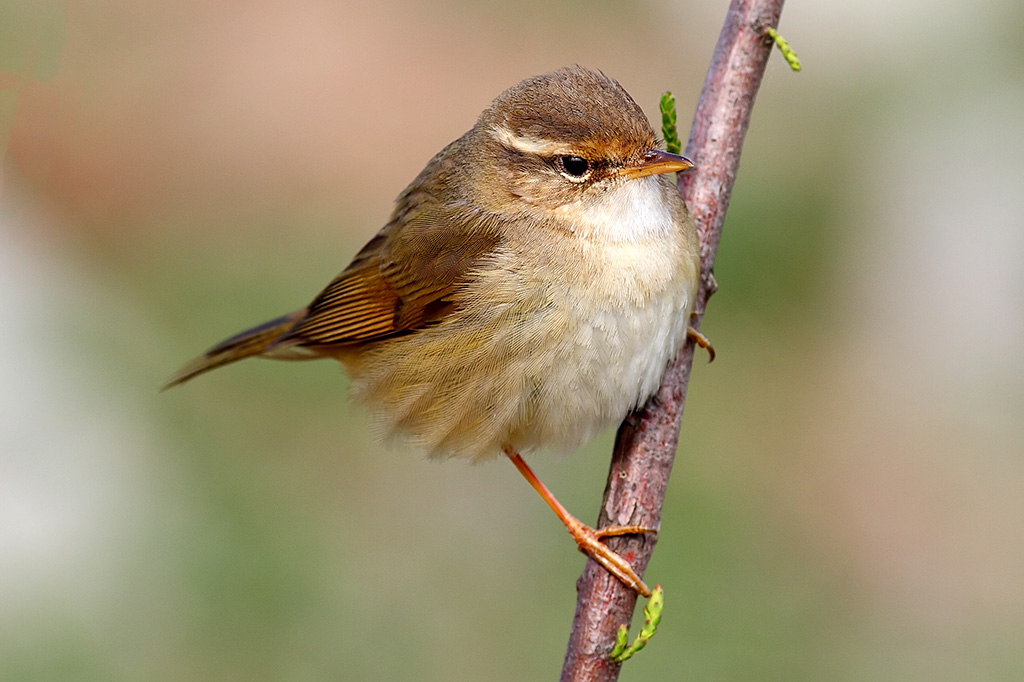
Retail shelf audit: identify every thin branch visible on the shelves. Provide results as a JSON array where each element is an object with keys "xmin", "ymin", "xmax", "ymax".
[{"xmin": 560, "ymin": 1, "xmax": 787, "ymax": 680}]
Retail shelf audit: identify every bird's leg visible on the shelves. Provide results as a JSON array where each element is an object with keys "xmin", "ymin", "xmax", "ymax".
[
  {"xmin": 504, "ymin": 449, "xmax": 654, "ymax": 597},
  {"xmin": 686, "ymin": 326, "xmax": 715, "ymax": 362}
]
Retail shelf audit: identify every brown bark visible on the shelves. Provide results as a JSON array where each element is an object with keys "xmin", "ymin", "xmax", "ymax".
[{"xmin": 560, "ymin": 1, "xmax": 788, "ymax": 680}]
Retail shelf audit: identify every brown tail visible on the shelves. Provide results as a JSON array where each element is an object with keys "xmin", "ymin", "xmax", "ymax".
[{"xmin": 161, "ymin": 310, "xmax": 309, "ymax": 390}]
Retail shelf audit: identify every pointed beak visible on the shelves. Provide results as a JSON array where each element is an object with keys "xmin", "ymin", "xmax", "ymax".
[{"xmin": 617, "ymin": 150, "xmax": 694, "ymax": 180}]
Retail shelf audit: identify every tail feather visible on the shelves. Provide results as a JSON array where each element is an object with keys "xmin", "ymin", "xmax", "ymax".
[{"xmin": 161, "ymin": 310, "xmax": 309, "ymax": 390}]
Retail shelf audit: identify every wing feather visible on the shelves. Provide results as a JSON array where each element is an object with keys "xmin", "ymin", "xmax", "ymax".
[{"xmin": 278, "ymin": 206, "xmax": 501, "ymax": 347}]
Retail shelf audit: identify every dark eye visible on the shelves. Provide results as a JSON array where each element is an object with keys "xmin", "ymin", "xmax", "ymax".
[{"xmin": 558, "ymin": 155, "xmax": 591, "ymax": 180}]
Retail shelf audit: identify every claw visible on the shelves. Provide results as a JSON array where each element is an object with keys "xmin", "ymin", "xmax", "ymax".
[
  {"xmin": 505, "ymin": 449, "xmax": 654, "ymax": 597},
  {"xmin": 687, "ymin": 326, "xmax": 715, "ymax": 363}
]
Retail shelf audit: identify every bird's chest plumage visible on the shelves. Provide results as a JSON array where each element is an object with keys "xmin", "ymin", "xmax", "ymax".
[
  {"xmin": 503, "ymin": 230, "xmax": 697, "ymax": 455},
  {"xmin": 348, "ymin": 214, "xmax": 698, "ymax": 462}
]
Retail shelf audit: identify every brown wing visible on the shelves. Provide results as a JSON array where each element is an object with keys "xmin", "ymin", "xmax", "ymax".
[{"xmin": 277, "ymin": 206, "xmax": 501, "ymax": 348}]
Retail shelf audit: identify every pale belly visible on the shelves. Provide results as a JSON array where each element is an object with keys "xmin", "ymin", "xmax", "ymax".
[
  {"xmin": 346, "ymin": 236, "xmax": 698, "ymax": 461},
  {"xmin": 506, "ymin": 280, "xmax": 692, "ymax": 456}
]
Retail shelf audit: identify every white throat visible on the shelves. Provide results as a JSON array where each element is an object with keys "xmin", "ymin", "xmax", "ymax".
[{"xmin": 569, "ymin": 176, "xmax": 675, "ymax": 243}]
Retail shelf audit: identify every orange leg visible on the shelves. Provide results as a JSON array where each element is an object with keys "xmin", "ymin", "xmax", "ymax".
[
  {"xmin": 505, "ymin": 449, "xmax": 654, "ymax": 597},
  {"xmin": 687, "ymin": 326, "xmax": 715, "ymax": 362}
]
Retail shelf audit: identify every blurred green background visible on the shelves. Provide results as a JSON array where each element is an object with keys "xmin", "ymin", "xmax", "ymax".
[{"xmin": 2, "ymin": 1, "xmax": 1022, "ymax": 680}]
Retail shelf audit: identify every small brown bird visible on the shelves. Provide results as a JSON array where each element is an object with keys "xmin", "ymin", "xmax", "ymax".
[{"xmin": 165, "ymin": 66, "xmax": 700, "ymax": 597}]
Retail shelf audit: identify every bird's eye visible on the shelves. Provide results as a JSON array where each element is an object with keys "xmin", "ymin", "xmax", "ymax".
[{"xmin": 557, "ymin": 155, "xmax": 591, "ymax": 180}]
